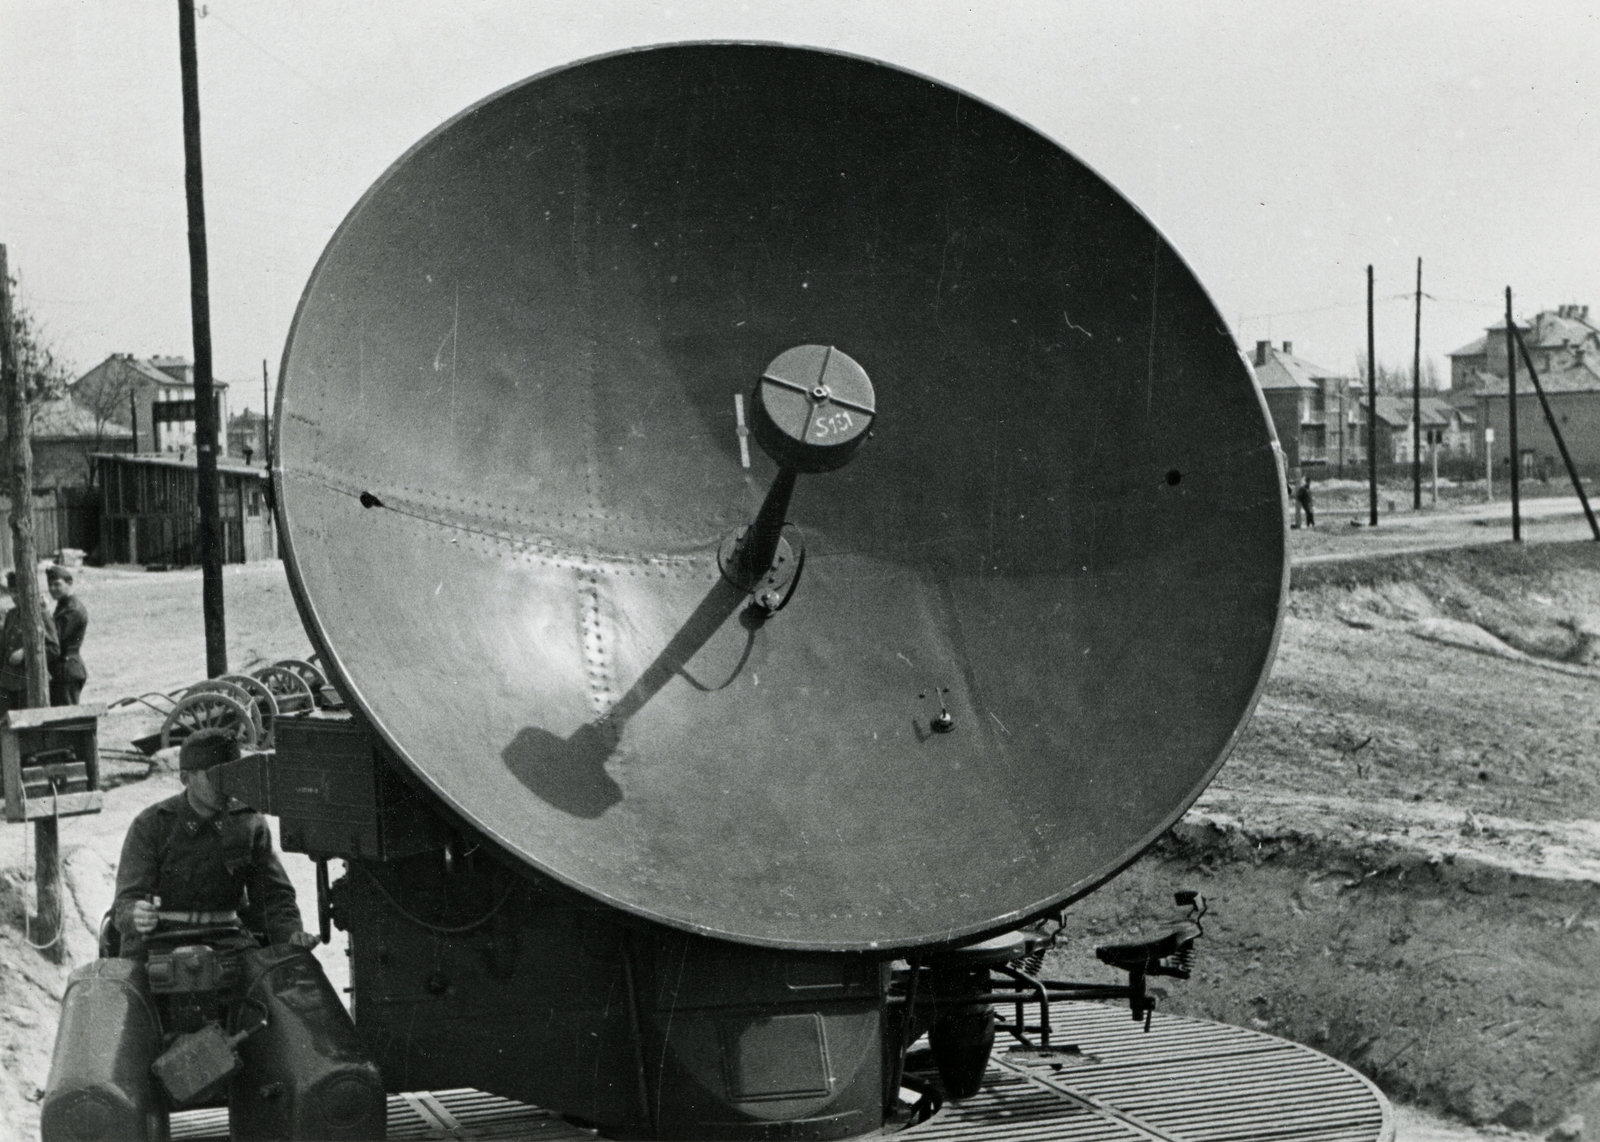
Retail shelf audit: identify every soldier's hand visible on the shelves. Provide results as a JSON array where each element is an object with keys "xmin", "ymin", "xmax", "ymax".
[
  {"xmin": 288, "ymin": 931, "xmax": 321, "ymax": 949},
  {"xmin": 132, "ymin": 897, "xmax": 159, "ymax": 934},
  {"xmin": 7, "ymin": 649, "xmax": 20, "ymax": 665}
]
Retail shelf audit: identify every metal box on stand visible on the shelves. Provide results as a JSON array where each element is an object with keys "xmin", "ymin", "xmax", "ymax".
[
  {"xmin": 1, "ymin": 704, "xmax": 105, "ymax": 823},
  {"xmin": 272, "ymin": 712, "xmax": 439, "ymax": 862}
]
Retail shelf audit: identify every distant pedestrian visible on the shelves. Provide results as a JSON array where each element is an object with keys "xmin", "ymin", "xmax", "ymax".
[
  {"xmin": 47, "ymin": 565, "xmax": 88, "ymax": 706},
  {"xmin": 1296, "ymin": 476, "xmax": 1316, "ymax": 528},
  {"xmin": 0, "ymin": 570, "xmax": 60, "ymax": 713}
]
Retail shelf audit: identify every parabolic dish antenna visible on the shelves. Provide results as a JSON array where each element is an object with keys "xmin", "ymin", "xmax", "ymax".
[{"xmin": 276, "ymin": 43, "xmax": 1286, "ymax": 950}]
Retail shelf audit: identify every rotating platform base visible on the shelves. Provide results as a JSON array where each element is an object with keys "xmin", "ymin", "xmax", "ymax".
[{"xmin": 168, "ymin": 1003, "xmax": 1392, "ymax": 1142}]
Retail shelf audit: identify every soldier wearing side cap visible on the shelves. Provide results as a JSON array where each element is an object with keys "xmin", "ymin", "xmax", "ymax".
[
  {"xmin": 45, "ymin": 564, "xmax": 88, "ymax": 706},
  {"xmin": 111, "ymin": 728, "xmax": 318, "ymax": 961}
]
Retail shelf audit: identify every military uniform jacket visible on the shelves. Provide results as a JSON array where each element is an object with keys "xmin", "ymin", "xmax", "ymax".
[
  {"xmin": 52, "ymin": 594, "xmax": 88, "ymax": 684},
  {"xmin": 0, "ymin": 600, "xmax": 60, "ymax": 693},
  {"xmin": 113, "ymin": 791, "xmax": 304, "ymax": 959}
]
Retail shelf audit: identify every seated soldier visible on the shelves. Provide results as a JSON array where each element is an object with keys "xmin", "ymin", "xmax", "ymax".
[{"xmin": 113, "ymin": 728, "xmax": 319, "ymax": 959}]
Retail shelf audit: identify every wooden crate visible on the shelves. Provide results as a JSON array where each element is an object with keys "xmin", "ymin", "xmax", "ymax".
[{"xmin": 2, "ymin": 704, "xmax": 106, "ymax": 823}]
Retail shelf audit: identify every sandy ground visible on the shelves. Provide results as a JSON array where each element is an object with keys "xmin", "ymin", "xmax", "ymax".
[
  {"xmin": 1056, "ymin": 489, "xmax": 1600, "ymax": 1137},
  {"xmin": 1, "ymin": 484, "xmax": 1597, "ymax": 1139}
]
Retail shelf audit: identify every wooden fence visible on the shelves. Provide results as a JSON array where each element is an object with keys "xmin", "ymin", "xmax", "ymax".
[{"xmin": 0, "ymin": 489, "xmax": 100, "ymax": 572}]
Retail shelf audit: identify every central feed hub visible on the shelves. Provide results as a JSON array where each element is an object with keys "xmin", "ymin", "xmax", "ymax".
[
  {"xmin": 751, "ymin": 344, "xmax": 875, "ymax": 473},
  {"xmin": 719, "ymin": 346, "xmax": 875, "ymax": 606}
]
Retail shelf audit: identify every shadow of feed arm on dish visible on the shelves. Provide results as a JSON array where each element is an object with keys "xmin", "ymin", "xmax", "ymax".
[{"xmin": 501, "ymin": 578, "xmax": 749, "ymax": 817}]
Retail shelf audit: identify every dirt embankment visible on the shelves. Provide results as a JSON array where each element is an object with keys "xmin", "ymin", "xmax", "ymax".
[
  {"xmin": 1045, "ymin": 541, "xmax": 1600, "ymax": 1134},
  {"xmin": 1051, "ymin": 824, "xmax": 1600, "ymax": 1134}
]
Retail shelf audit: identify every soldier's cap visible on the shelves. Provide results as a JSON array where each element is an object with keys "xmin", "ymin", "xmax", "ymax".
[
  {"xmin": 178, "ymin": 728, "xmax": 242, "ymax": 772},
  {"xmin": 44, "ymin": 565, "xmax": 72, "ymax": 584}
]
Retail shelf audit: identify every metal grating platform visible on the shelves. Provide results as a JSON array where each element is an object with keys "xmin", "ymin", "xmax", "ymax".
[
  {"xmin": 170, "ymin": 1086, "xmax": 594, "ymax": 1140},
  {"xmin": 908, "ymin": 1003, "xmax": 1394, "ymax": 1142},
  {"xmin": 169, "ymin": 1003, "xmax": 1393, "ymax": 1141}
]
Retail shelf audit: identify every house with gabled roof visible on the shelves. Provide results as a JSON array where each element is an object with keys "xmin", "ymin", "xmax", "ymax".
[
  {"xmin": 0, "ymin": 396, "xmax": 135, "ymax": 567},
  {"xmin": 1447, "ymin": 305, "xmax": 1600, "ymax": 476},
  {"xmin": 1247, "ymin": 340, "xmax": 1359, "ymax": 475},
  {"xmin": 1476, "ymin": 352, "xmax": 1600, "ymax": 477},
  {"xmin": 1448, "ymin": 305, "xmax": 1600, "ymax": 394},
  {"xmin": 69, "ymin": 353, "xmax": 231, "ymax": 457},
  {"xmin": 24, "ymin": 396, "xmax": 136, "ymax": 490},
  {"xmin": 1370, "ymin": 395, "xmax": 1476, "ymax": 464}
]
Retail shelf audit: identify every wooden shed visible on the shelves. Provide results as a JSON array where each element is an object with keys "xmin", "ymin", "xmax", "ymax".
[{"xmin": 93, "ymin": 453, "xmax": 275, "ymax": 566}]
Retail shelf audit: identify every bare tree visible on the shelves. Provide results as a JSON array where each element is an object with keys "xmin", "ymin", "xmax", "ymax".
[
  {"xmin": 1351, "ymin": 353, "xmax": 1441, "ymax": 396},
  {"xmin": 1, "ymin": 273, "xmax": 75, "ymax": 484},
  {"xmin": 4, "ymin": 272, "xmax": 73, "ymax": 422},
  {"xmin": 72, "ymin": 355, "xmax": 142, "ymax": 482}
]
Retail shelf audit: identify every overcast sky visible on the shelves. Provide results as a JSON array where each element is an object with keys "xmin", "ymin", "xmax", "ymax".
[{"xmin": 3, "ymin": 1, "xmax": 1596, "ymax": 413}]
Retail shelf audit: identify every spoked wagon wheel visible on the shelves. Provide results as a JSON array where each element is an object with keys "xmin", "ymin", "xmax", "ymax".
[
  {"xmin": 160, "ymin": 691, "xmax": 259, "ymax": 751},
  {"xmin": 112, "ymin": 692, "xmax": 184, "ymax": 756},
  {"xmin": 185, "ymin": 679, "xmax": 264, "ymax": 743},
  {"xmin": 270, "ymin": 658, "xmax": 326, "ymax": 698},
  {"xmin": 253, "ymin": 665, "xmax": 316, "ymax": 715},
  {"xmin": 220, "ymin": 673, "xmax": 280, "ymax": 748}
]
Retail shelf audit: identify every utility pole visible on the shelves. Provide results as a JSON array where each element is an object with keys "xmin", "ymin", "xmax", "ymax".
[
  {"xmin": 1, "ymin": 245, "xmax": 62, "ymax": 962},
  {"xmin": 261, "ymin": 359, "xmax": 270, "ymax": 465},
  {"xmin": 1512, "ymin": 325, "xmax": 1600, "ymax": 541},
  {"xmin": 1412, "ymin": 258, "xmax": 1422, "ymax": 511},
  {"xmin": 178, "ymin": 0, "xmax": 227, "ymax": 676},
  {"xmin": 1367, "ymin": 265, "xmax": 1378, "ymax": 527},
  {"xmin": 1506, "ymin": 288, "xmax": 1520, "ymax": 543}
]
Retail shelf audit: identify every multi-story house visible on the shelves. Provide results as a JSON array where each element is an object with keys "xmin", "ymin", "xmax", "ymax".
[
  {"xmin": 1249, "ymin": 341, "xmax": 1357, "ymax": 475},
  {"xmin": 70, "ymin": 354, "xmax": 231, "ymax": 457},
  {"xmin": 1448, "ymin": 305, "xmax": 1600, "ymax": 476}
]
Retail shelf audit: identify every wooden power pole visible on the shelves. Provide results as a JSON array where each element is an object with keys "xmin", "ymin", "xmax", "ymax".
[
  {"xmin": 1412, "ymin": 259, "xmax": 1422, "ymax": 511},
  {"xmin": 0, "ymin": 245, "xmax": 63, "ymax": 961},
  {"xmin": 261, "ymin": 359, "xmax": 270, "ymax": 465},
  {"xmin": 178, "ymin": 0, "xmax": 228, "ymax": 676},
  {"xmin": 1367, "ymin": 265, "xmax": 1378, "ymax": 527},
  {"xmin": 1507, "ymin": 288, "xmax": 1521, "ymax": 543}
]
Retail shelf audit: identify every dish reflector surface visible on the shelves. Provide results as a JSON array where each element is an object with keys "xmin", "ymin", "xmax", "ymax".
[{"xmin": 277, "ymin": 44, "xmax": 1286, "ymax": 949}]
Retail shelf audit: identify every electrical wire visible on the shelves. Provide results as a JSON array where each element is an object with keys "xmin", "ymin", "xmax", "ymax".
[
  {"xmin": 201, "ymin": 6, "xmax": 342, "ymax": 101},
  {"xmin": 354, "ymin": 862, "xmax": 513, "ymax": 935},
  {"xmin": 1239, "ymin": 293, "xmax": 1417, "ymax": 323}
]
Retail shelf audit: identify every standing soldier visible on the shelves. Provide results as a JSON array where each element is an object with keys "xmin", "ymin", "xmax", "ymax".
[
  {"xmin": 46, "ymin": 565, "xmax": 87, "ymax": 706},
  {"xmin": 0, "ymin": 569, "xmax": 59, "ymax": 712},
  {"xmin": 1295, "ymin": 475, "xmax": 1316, "ymax": 529}
]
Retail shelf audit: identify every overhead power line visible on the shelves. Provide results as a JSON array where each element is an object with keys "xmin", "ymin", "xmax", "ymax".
[
  {"xmin": 203, "ymin": 6, "xmax": 342, "ymax": 100},
  {"xmin": 1238, "ymin": 293, "xmax": 1418, "ymax": 323}
]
